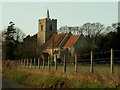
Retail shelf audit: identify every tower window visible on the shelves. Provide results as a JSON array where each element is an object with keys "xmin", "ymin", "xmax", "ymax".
[
  {"xmin": 41, "ymin": 25, "xmax": 43, "ymax": 31},
  {"xmin": 50, "ymin": 25, "xmax": 52, "ymax": 31}
]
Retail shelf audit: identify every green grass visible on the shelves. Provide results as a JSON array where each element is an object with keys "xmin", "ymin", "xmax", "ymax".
[
  {"xmin": 29, "ymin": 63, "xmax": 119, "ymax": 75},
  {"xmin": 2, "ymin": 64, "xmax": 120, "ymax": 88},
  {"xmin": 3, "ymin": 68, "xmax": 31, "ymax": 84}
]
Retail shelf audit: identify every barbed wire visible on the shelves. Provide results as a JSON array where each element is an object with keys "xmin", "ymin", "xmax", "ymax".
[
  {"xmin": 93, "ymin": 58, "xmax": 110, "ymax": 61},
  {"xmin": 78, "ymin": 49, "xmax": 120, "ymax": 56},
  {"xmin": 4, "ymin": 49, "xmax": 120, "ymax": 62},
  {"xmin": 93, "ymin": 51, "xmax": 111, "ymax": 55}
]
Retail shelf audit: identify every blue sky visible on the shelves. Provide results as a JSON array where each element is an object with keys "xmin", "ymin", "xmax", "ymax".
[{"xmin": 2, "ymin": 2, "xmax": 118, "ymax": 36}]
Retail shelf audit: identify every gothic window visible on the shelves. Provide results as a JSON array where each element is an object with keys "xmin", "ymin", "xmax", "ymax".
[
  {"xmin": 49, "ymin": 24, "xmax": 52, "ymax": 31},
  {"xmin": 41, "ymin": 25, "xmax": 43, "ymax": 31}
]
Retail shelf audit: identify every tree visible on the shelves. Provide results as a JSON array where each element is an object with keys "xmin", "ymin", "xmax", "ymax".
[
  {"xmin": 2, "ymin": 21, "xmax": 25, "ymax": 60},
  {"xmin": 81, "ymin": 22, "xmax": 105, "ymax": 38},
  {"xmin": 57, "ymin": 26, "xmax": 82, "ymax": 35},
  {"xmin": 2, "ymin": 21, "xmax": 16, "ymax": 59},
  {"xmin": 97, "ymin": 22, "xmax": 120, "ymax": 50},
  {"xmin": 14, "ymin": 28, "xmax": 25, "ymax": 42}
]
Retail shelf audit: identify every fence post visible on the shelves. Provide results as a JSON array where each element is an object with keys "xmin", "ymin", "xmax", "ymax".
[
  {"xmin": 16, "ymin": 60, "xmax": 18, "ymax": 66},
  {"xmin": 111, "ymin": 48, "xmax": 114, "ymax": 74},
  {"xmin": 24, "ymin": 59, "xmax": 26, "ymax": 67},
  {"xmin": 22, "ymin": 59, "xmax": 24, "ymax": 67},
  {"xmin": 90, "ymin": 51, "xmax": 93, "ymax": 73},
  {"xmin": 28, "ymin": 59, "xmax": 29, "ymax": 67},
  {"xmin": 26, "ymin": 59, "xmax": 28, "ymax": 67},
  {"xmin": 55, "ymin": 55, "xmax": 57, "ymax": 71},
  {"xmin": 25, "ymin": 59, "xmax": 26, "ymax": 67},
  {"xmin": 63, "ymin": 55, "xmax": 66, "ymax": 73},
  {"xmin": 19, "ymin": 60, "xmax": 21, "ymax": 67},
  {"xmin": 18, "ymin": 60, "xmax": 20, "ymax": 67},
  {"xmin": 38, "ymin": 58, "xmax": 40, "ymax": 69},
  {"xmin": 75, "ymin": 53, "xmax": 77, "ymax": 73},
  {"xmin": 17, "ymin": 60, "xmax": 19, "ymax": 65},
  {"xmin": 30, "ymin": 59, "xmax": 32, "ymax": 68},
  {"xmin": 25, "ymin": 59, "xmax": 27, "ymax": 67},
  {"xmin": 6, "ymin": 60, "xmax": 10, "ymax": 68},
  {"xmin": 48, "ymin": 56, "xmax": 50, "ymax": 70},
  {"xmin": 34, "ymin": 58, "xmax": 36, "ymax": 68},
  {"xmin": 43, "ymin": 58, "xmax": 45, "ymax": 68},
  {"xmin": 20, "ymin": 59, "xmax": 22, "ymax": 67}
]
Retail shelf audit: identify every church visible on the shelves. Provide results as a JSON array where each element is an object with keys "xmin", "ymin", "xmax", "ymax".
[{"xmin": 37, "ymin": 9, "xmax": 88, "ymax": 62}]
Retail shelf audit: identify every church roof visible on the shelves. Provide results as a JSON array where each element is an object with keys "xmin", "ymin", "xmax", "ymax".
[
  {"xmin": 64, "ymin": 35, "xmax": 80, "ymax": 47},
  {"xmin": 43, "ymin": 33, "xmax": 68, "ymax": 49}
]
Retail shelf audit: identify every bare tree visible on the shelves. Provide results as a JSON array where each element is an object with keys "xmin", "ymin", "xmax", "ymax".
[
  {"xmin": 81, "ymin": 22, "xmax": 105, "ymax": 37},
  {"xmin": 58, "ymin": 26, "xmax": 83, "ymax": 35},
  {"xmin": 112, "ymin": 22, "xmax": 120, "ymax": 32},
  {"xmin": 104, "ymin": 22, "xmax": 120, "ymax": 35},
  {"xmin": 14, "ymin": 27, "xmax": 25, "ymax": 42}
]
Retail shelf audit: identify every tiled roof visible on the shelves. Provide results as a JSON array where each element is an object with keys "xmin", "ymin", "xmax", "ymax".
[
  {"xmin": 64, "ymin": 35, "xmax": 79, "ymax": 47},
  {"xmin": 44, "ymin": 33, "xmax": 68, "ymax": 49}
]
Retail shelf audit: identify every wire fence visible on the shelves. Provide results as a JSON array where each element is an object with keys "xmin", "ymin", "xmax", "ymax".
[{"xmin": 3, "ymin": 48, "xmax": 120, "ymax": 74}]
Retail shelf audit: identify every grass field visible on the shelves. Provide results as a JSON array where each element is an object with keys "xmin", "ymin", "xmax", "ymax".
[
  {"xmin": 23, "ymin": 63, "xmax": 119, "ymax": 75},
  {"xmin": 2, "ymin": 63, "xmax": 120, "ymax": 88}
]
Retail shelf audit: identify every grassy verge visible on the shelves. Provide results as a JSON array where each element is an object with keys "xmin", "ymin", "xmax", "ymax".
[{"xmin": 2, "ymin": 67, "xmax": 120, "ymax": 88}]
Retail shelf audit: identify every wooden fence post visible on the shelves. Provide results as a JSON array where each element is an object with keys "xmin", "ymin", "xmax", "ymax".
[
  {"xmin": 18, "ymin": 60, "xmax": 20, "ymax": 66},
  {"xmin": 6, "ymin": 60, "xmax": 10, "ymax": 68},
  {"xmin": 34, "ymin": 58, "xmax": 36, "ymax": 68},
  {"xmin": 30, "ymin": 59, "xmax": 32, "ymax": 68},
  {"xmin": 63, "ymin": 55, "xmax": 66, "ymax": 73},
  {"xmin": 19, "ymin": 59, "xmax": 21, "ymax": 66},
  {"xmin": 90, "ymin": 51, "xmax": 93, "ymax": 73},
  {"xmin": 17, "ymin": 60, "xmax": 19, "ymax": 66},
  {"xmin": 26, "ymin": 59, "xmax": 28, "ymax": 67},
  {"xmin": 22, "ymin": 59, "xmax": 24, "ymax": 67},
  {"xmin": 24, "ymin": 59, "xmax": 25, "ymax": 67},
  {"xmin": 21, "ymin": 59, "xmax": 22, "ymax": 67},
  {"xmin": 55, "ymin": 55, "xmax": 57, "ymax": 71},
  {"xmin": 75, "ymin": 54, "xmax": 77, "ymax": 73},
  {"xmin": 48, "ymin": 56, "xmax": 50, "ymax": 70},
  {"xmin": 38, "ymin": 58, "xmax": 40, "ymax": 69},
  {"xmin": 16, "ymin": 60, "xmax": 18, "ymax": 66},
  {"xmin": 25, "ymin": 59, "xmax": 26, "ymax": 67},
  {"xmin": 28, "ymin": 59, "xmax": 29, "ymax": 67},
  {"xmin": 43, "ymin": 58, "xmax": 45, "ymax": 68},
  {"xmin": 17, "ymin": 60, "xmax": 19, "ymax": 65},
  {"xmin": 111, "ymin": 48, "xmax": 114, "ymax": 74}
]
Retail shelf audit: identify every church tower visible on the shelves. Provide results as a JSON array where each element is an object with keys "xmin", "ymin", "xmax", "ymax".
[{"xmin": 37, "ymin": 9, "xmax": 57, "ymax": 46}]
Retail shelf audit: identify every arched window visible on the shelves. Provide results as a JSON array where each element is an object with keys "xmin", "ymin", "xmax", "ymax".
[
  {"xmin": 41, "ymin": 25, "xmax": 43, "ymax": 31},
  {"xmin": 49, "ymin": 24, "xmax": 52, "ymax": 31}
]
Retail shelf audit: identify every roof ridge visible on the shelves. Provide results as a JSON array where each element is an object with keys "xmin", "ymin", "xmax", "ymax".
[
  {"xmin": 56, "ymin": 34, "xmax": 66, "ymax": 46},
  {"xmin": 58, "ymin": 33, "xmax": 70, "ymax": 47},
  {"xmin": 53, "ymin": 33, "xmax": 68, "ymax": 35}
]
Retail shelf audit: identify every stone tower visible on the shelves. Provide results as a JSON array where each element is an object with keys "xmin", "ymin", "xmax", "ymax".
[{"xmin": 37, "ymin": 9, "xmax": 57, "ymax": 47}]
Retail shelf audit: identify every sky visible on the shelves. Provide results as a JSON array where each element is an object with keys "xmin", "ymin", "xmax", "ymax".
[{"xmin": 1, "ymin": 1, "xmax": 118, "ymax": 36}]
